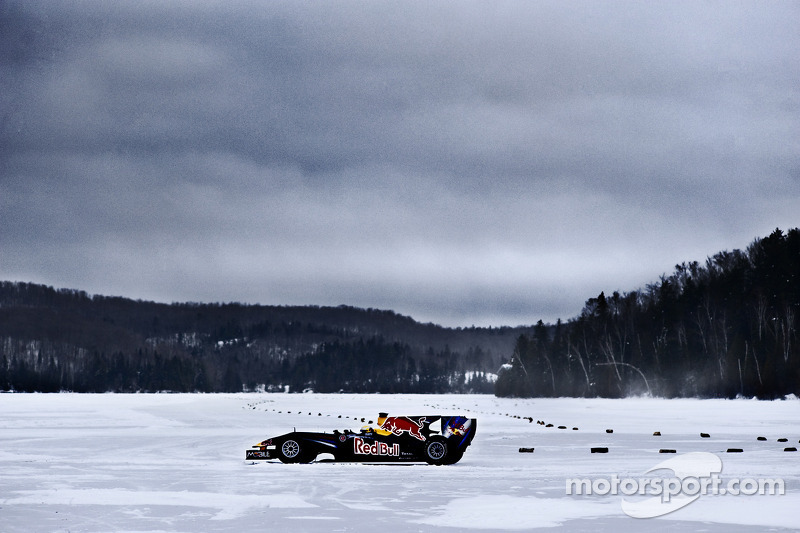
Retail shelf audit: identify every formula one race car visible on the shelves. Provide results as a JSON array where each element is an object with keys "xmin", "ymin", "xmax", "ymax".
[{"xmin": 246, "ymin": 413, "xmax": 476, "ymax": 465}]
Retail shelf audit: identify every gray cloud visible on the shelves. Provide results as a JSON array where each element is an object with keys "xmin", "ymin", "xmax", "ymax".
[{"xmin": 2, "ymin": 1, "xmax": 798, "ymax": 326}]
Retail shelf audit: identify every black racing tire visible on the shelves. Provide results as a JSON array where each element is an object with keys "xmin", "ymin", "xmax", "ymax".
[
  {"xmin": 424, "ymin": 436, "xmax": 449, "ymax": 465},
  {"xmin": 277, "ymin": 438, "xmax": 303, "ymax": 463},
  {"xmin": 277, "ymin": 438, "xmax": 317, "ymax": 463},
  {"xmin": 441, "ymin": 448, "xmax": 464, "ymax": 465},
  {"xmin": 296, "ymin": 450, "xmax": 317, "ymax": 464}
]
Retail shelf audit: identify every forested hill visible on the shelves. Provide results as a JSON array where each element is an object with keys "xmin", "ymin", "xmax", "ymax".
[
  {"xmin": 4, "ymin": 228, "xmax": 798, "ymax": 397},
  {"xmin": 0, "ymin": 283, "xmax": 522, "ymax": 393},
  {"xmin": 496, "ymin": 228, "xmax": 800, "ymax": 399}
]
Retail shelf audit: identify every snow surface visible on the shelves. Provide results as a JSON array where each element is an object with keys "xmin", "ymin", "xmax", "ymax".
[{"xmin": 1, "ymin": 393, "xmax": 798, "ymax": 532}]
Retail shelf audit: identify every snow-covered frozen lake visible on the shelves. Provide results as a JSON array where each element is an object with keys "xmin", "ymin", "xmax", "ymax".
[{"xmin": 1, "ymin": 393, "xmax": 798, "ymax": 532}]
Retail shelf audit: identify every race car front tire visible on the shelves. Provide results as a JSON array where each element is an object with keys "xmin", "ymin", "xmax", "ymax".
[
  {"xmin": 277, "ymin": 439, "xmax": 316, "ymax": 463},
  {"xmin": 277, "ymin": 439, "xmax": 301, "ymax": 463},
  {"xmin": 424, "ymin": 436, "xmax": 449, "ymax": 465}
]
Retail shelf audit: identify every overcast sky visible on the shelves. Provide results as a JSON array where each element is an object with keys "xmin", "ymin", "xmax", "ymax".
[{"xmin": 1, "ymin": 1, "xmax": 798, "ymax": 327}]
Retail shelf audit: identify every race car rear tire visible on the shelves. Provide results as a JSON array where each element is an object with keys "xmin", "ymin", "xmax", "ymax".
[
  {"xmin": 441, "ymin": 449, "xmax": 463, "ymax": 465},
  {"xmin": 424, "ymin": 436, "xmax": 449, "ymax": 465}
]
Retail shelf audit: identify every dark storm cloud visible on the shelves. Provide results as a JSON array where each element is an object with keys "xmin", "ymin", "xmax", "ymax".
[{"xmin": 2, "ymin": 1, "xmax": 798, "ymax": 326}]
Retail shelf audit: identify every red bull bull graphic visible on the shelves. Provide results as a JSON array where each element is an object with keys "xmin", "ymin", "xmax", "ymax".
[
  {"xmin": 380, "ymin": 416, "xmax": 427, "ymax": 441},
  {"xmin": 353, "ymin": 437, "xmax": 400, "ymax": 457}
]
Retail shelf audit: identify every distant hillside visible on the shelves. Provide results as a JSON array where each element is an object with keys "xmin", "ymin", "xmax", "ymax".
[
  {"xmin": 6, "ymin": 228, "xmax": 798, "ymax": 398},
  {"xmin": 496, "ymin": 228, "xmax": 800, "ymax": 399},
  {"xmin": 0, "ymin": 282, "xmax": 527, "ymax": 393}
]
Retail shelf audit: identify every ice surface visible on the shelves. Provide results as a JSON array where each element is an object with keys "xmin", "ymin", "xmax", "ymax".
[{"xmin": 1, "ymin": 393, "xmax": 798, "ymax": 532}]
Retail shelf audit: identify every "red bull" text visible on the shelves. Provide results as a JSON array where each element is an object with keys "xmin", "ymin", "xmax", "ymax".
[{"xmin": 353, "ymin": 437, "xmax": 400, "ymax": 456}]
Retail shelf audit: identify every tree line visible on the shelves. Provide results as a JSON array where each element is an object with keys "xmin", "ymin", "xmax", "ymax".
[
  {"xmin": 3, "ymin": 228, "xmax": 797, "ymax": 397},
  {"xmin": 0, "ymin": 283, "xmax": 511, "ymax": 393},
  {"xmin": 496, "ymin": 228, "xmax": 800, "ymax": 399}
]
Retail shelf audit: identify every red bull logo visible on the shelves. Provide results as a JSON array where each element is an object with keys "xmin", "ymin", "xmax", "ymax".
[
  {"xmin": 353, "ymin": 437, "xmax": 400, "ymax": 456},
  {"xmin": 380, "ymin": 416, "xmax": 427, "ymax": 441},
  {"xmin": 450, "ymin": 423, "xmax": 466, "ymax": 435},
  {"xmin": 444, "ymin": 417, "xmax": 472, "ymax": 437}
]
